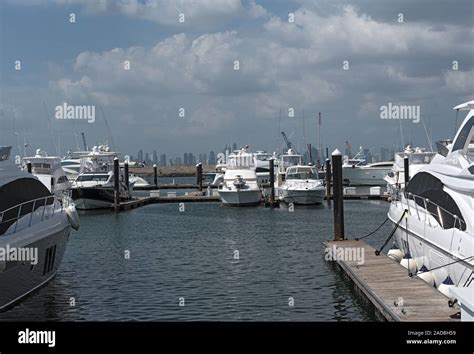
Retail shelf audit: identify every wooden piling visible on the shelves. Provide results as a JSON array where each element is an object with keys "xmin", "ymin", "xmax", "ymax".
[
  {"xmin": 153, "ymin": 164, "xmax": 158, "ymax": 187},
  {"xmin": 196, "ymin": 163, "xmax": 203, "ymax": 192},
  {"xmin": 325, "ymin": 158, "xmax": 331, "ymax": 204},
  {"xmin": 332, "ymin": 149, "xmax": 344, "ymax": 241},
  {"xmin": 114, "ymin": 157, "xmax": 120, "ymax": 212},
  {"xmin": 269, "ymin": 158, "xmax": 275, "ymax": 207},
  {"xmin": 124, "ymin": 162, "xmax": 129, "ymax": 192}
]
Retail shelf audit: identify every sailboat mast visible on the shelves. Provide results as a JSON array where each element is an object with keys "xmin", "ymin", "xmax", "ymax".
[{"xmin": 318, "ymin": 112, "xmax": 322, "ymax": 167}]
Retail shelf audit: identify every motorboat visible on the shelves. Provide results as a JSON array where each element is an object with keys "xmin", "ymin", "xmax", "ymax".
[
  {"xmin": 71, "ymin": 146, "xmax": 133, "ymax": 210},
  {"xmin": 218, "ymin": 147, "xmax": 261, "ymax": 206},
  {"xmin": 0, "ymin": 146, "xmax": 79, "ymax": 311},
  {"xmin": 385, "ymin": 145, "xmax": 436, "ymax": 193},
  {"xmin": 342, "ymin": 148, "xmax": 393, "ymax": 186},
  {"xmin": 387, "ymin": 100, "xmax": 474, "ymax": 303},
  {"xmin": 276, "ymin": 149, "xmax": 325, "ymax": 205},
  {"xmin": 22, "ymin": 149, "xmax": 71, "ymax": 197}
]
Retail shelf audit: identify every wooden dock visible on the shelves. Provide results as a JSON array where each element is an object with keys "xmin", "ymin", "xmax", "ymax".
[
  {"xmin": 116, "ymin": 195, "xmax": 220, "ymax": 211},
  {"xmin": 324, "ymin": 240, "xmax": 460, "ymax": 321}
]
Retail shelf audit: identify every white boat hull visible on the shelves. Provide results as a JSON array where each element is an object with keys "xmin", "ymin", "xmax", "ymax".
[
  {"xmin": 343, "ymin": 167, "xmax": 392, "ymax": 186},
  {"xmin": 0, "ymin": 223, "xmax": 71, "ymax": 311},
  {"xmin": 218, "ymin": 189, "xmax": 261, "ymax": 206},
  {"xmin": 281, "ymin": 188, "xmax": 325, "ymax": 205},
  {"xmin": 388, "ymin": 201, "xmax": 474, "ymax": 291}
]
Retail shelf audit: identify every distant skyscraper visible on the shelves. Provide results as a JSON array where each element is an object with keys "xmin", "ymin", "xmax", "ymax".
[
  {"xmin": 153, "ymin": 150, "xmax": 158, "ymax": 164},
  {"xmin": 208, "ymin": 151, "xmax": 216, "ymax": 165},
  {"xmin": 232, "ymin": 143, "xmax": 237, "ymax": 151},
  {"xmin": 184, "ymin": 153, "xmax": 188, "ymax": 165},
  {"xmin": 145, "ymin": 152, "xmax": 150, "ymax": 164},
  {"xmin": 175, "ymin": 157, "xmax": 182, "ymax": 165},
  {"xmin": 160, "ymin": 154, "xmax": 167, "ymax": 166},
  {"xmin": 380, "ymin": 147, "xmax": 391, "ymax": 161},
  {"xmin": 137, "ymin": 149, "xmax": 143, "ymax": 162},
  {"xmin": 202, "ymin": 153, "xmax": 207, "ymax": 165}
]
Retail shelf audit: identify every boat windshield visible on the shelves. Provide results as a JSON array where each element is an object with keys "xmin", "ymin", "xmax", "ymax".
[
  {"xmin": 76, "ymin": 174, "xmax": 109, "ymax": 182},
  {"xmin": 286, "ymin": 167, "xmax": 318, "ymax": 180}
]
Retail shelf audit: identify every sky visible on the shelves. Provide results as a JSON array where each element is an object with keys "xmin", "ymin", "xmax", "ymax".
[{"xmin": 0, "ymin": 0, "xmax": 473, "ymax": 160}]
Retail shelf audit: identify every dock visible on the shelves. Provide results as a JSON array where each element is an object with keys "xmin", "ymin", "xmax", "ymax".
[
  {"xmin": 324, "ymin": 240, "xmax": 460, "ymax": 321},
  {"xmin": 115, "ymin": 195, "xmax": 220, "ymax": 211}
]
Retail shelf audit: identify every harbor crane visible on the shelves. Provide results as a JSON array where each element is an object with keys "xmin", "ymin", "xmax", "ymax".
[{"xmin": 281, "ymin": 131, "xmax": 298, "ymax": 154}]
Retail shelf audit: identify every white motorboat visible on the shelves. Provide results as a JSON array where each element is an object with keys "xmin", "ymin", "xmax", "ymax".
[
  {"xmin": 342, "ymin": 149, "xmax": 393, "ymax": 186},
  {"xmin": 276, "ymin": 149, "xmax": 325, "ymax": 205},
  {"xmin": 218, "ymin": 148, "xmax": 261, "ymax": 206},
  {"xmin": 129, "ymin": 174, "xmax": 150, "ymax": 188},
  {"xmin": 22, "ymin": 149, "xmax": 71, "ymax": 197},
  {"xmin": 387, "ymin": 100, "xmax": 474, "ymax": 303},
  {"xmin": 71, "ymin": 146, "xmax": 133, "ymax": 210},
  {"xmin": 385, "ymin": 145, "xmax": 436, "ymax": 193},
  {"xmin": 0, "ymin": 146, "xmax": 79, "ymax": 310}
]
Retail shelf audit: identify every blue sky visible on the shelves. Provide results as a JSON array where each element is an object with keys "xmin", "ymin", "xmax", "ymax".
[{"xmin": 1, "ymin": 0, "xmax": 473, "ymax": 159}]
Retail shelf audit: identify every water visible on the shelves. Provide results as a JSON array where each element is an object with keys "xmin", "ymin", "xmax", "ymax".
[{"xmin": 0, "ymin": 200, "xmax": 393, "ymax": 321}]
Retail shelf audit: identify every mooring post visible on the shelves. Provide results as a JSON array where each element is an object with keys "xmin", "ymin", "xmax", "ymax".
[
  {"xmin": 124, "ymin": 161, "xmax": 129, "ymax": 192},
  {"xmin": 114, "ymin": 157, "xmax": 120, "ymax": 212},
  {"xmin": 153, "ymin": 164, "xmax": 158, "ymax": 188},
  {"xmin": 332, "ymin": 149, "xmax": 344, "ymax": 241},
  {"xmin": 27, "ymin": 162, "xmax": 32, "ymax": 173},
  {"xmin": 325, "ymin": 158, "xmax": 331, "ymax": 203},
  {"xmin": 404, "ymin": 156, "xmax": 410, "ymax": 188},
  {"xmin": 269, "ymin": 158, "xmax": 275, "ymax": 207},
  {"xmin": 196, "ymin": 163, "xmax": 203, "ymax": 192}
]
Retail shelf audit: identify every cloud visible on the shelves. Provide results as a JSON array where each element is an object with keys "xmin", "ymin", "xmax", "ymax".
[{"xmin": 3, "ymin": 0, "xmax": 474, "ymax": 155}]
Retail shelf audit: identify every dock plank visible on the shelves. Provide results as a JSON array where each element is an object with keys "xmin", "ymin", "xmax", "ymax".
[{"xmin": 324, "ymin": 240, "xmax": 459, "ymax": 322}]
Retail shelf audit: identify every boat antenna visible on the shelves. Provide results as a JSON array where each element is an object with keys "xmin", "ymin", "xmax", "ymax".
[
  {"xmin": 454, "ymin": 109, "xmax": 459, "ymax": 136},
  {"xmin": 11, "ymin": 106, "xmax": 22, "ymax": 157},
  {"xmin": 399, "ymin": 117, "xmax": 405, "ymax": 149},
  {"xmin": 99, "ymin": 105, "xmax": 116, "ymax": 152},
  {"xmin": 318, "ymin": 112, "xmax": 322, "ymax": 166},
  {"xmin": 73, "ymin": 120, "xmax": 80, "ymax": 151},
  {"xmin": 42, "ymin": 101, "xmax": 59, "ymax": 156},
  {"xmin": 278, "ymin": 107, "xmax": 282, "ymax": 154},
  {"xmin": 420, "ymin": 116, "xmax": 433, "ymax": 152}
]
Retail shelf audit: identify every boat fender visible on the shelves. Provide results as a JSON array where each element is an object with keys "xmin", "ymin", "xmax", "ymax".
[{"xmin": 66, "ymin": 203, "xmax": 80, "ymax": 230}]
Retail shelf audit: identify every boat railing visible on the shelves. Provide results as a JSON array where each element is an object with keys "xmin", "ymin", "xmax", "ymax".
[
  {"xmin": 400, "ymin": 191, "xmax": 466, "ymax": 231},
  {"xmin": 0, "ymin": 196, "xmax": 63, "ymax": 236}
]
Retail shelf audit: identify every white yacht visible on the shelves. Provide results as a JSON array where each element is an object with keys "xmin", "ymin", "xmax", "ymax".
[
  {"xmin": 71, "ymin": 146, "xmax": 133, "ymax": 210},
  {"xmin": 342, "ymin": 149, "xmax": 393, "ymax": 186},
  {"xmin": 22, "ymin": 149, "xmax": 71, "ymax": 197},
  {"xmin": 276, "ymin": 149, "xmax": 325, "ymax": 205},
  {"xmin": 129, "ymin": 174, "xmax": 151, "ymax": 188},
  {"xmin": 61, "ymin": 150, "xmax": 90, "ymax": 179},
  {"xmin": 218, "ymin": 148, "xmax": 261, "ymax": 206},
  {"xmin": 0, "ymin": 146, "xmax": 79, "ymax": 311},
  {"xmin": 387, "ymin": 100, "xmax": 474, "ymax": 301},
  {"xmin": 385, "ymin": 145, "xmax": 436, "ymax": 193}
]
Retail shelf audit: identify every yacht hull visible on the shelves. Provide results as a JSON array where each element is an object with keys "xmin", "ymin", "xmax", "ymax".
[
  {"xmin": 0, "ymin": 225, "xmax": 71, "ymax": 311},
  {"xmin": 72, "ymin": 187, "xmax": 129, "ymax": 210},
  {"xmin": 281, "ymin": 188, "xmax": 325, "ymax": 205},
  {"xmin": 388, "ymin": 202, "xmax": 474, "ymax": 291},
  {"xmin": 219, "ymin": 189, "xmax": 261, "ymax": 206},
  {"xmin": 343, "ymin": 167, "xmax": 392, "ymax": 186}
]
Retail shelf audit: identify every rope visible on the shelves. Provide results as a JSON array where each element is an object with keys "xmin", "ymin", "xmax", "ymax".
[
  {"xmin": 355, "ymin": 217, "xmax": 389, "ymax": 241},
  {"xmin": 374, "ymin": 209, "xmax": 407, "ymax": 256},
  {"xmin": 411, "ymin": 256, "xmax": 474, "ymax": 277}
]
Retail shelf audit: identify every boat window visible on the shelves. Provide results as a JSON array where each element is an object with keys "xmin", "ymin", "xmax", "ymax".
[
  {"xmin": 405, "ymin": 172, "xmax": 466, "ymax": 230},
  {"xmin": 76, "ymin": 174, "xmax": 109, "ymax": 182},
  {"xmin": 0, "ymin": 178, "xmax": 52, "ymax": 235},
  {"xmin": 287, "ymin": 167, "xmax": 318, "ymax": 180}
]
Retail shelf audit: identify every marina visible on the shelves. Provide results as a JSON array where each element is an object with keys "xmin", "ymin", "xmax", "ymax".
[{"xmin": 1, "ymin": 1, "xmax": 473, "ymax": 350}]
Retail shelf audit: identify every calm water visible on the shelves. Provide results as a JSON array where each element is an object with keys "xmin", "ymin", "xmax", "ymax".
[{"xmin": 0, "ymin": 200, "xmax": 392, "ymax": 321}]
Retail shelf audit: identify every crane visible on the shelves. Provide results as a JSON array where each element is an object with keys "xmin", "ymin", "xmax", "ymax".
[
  {"xmin": 281, "ymin": 131, "xmax": 299, "ymax": 154},
  {"xmin": 281, "ymin": 131, "xmax": 292, "ymax": 150}
]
